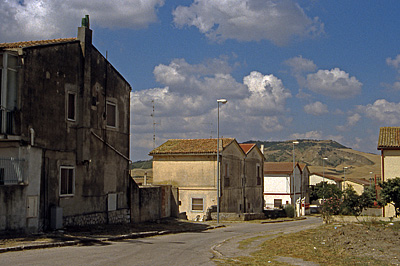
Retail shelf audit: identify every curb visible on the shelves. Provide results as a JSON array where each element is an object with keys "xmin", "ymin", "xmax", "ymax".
[
  {"xmin": 0, "ymin": 225, "xmax": 225, "ymax": 254},
  {"xmin": 260, "ymin": 217, "xmax": 307, "ymax": 224}
]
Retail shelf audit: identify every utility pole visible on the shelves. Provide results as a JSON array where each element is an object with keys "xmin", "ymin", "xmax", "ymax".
[{"xmin": 150, "ymin": 99, "xmax": 160, "ymax": 150}]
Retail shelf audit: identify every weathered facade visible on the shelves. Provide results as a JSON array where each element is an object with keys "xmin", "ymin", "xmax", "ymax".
[
  {"xmin": 0, "ymin": 17, "xmax": 131, "ymax": 232},
  {"xmin": 150, "ymin": 139, "xmax": 264, "ymax": 220},
  {"xmin": 377, "ymin": 127, "xmax": 400, "ymax": 217}
]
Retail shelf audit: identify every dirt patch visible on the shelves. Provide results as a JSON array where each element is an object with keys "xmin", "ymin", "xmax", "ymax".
[{"xmin": 316, "ymin": 222, "xmax": 400, "ymax": 265}]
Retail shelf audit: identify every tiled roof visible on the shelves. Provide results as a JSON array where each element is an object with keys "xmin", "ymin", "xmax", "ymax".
[
  {"xmin": 311, "ymin": 172, "xmax": 342, "ymax": 182},
  {"xmin": 378, "ymin": 127, "xmax": 400, "ymax": 149},
  {"xmin": 0, "ymin": 38, "xmax": 77, "ymax": 49},
  {"xmin": 348, "ymin": 178, "xmax": 371, "ymax": 186},
  {"xmin": 239, "ymin": 143, "xmax": 255, "ymax": 154},
  {"xmin": 264, "ymin": 162, "xmax": 297, "ymax": 174},
  {"xmin": 149, "ymin": 138, "xmax": 235, "ymax": 155}
]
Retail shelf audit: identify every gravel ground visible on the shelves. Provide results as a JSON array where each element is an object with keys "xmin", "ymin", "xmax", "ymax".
[{"xmin": 317, "ymin": 222, "xmax": 400, "ymax": 265}]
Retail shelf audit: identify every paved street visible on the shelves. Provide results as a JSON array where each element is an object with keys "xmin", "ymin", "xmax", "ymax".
[{"xmin": 0, "ymin": 217, "xmax": 322, "ymax": 266}]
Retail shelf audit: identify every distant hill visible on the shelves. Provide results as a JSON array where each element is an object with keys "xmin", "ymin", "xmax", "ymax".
[
  {"xmin": 245, "ymin": 139, "xmax": 380, "ymax": 181},
  {"xmin": 132, "ymin": 139, "xmax": 381, "ymax": 181}
]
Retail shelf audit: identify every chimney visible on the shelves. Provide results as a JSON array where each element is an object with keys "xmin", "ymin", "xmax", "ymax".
[
  {"xmin": 77, "ymin": 15, "xmax": 92, "ymax": 56},
  {"xmin": 260, "ymin": 144, "xmax": 264, "ymax": 154}
]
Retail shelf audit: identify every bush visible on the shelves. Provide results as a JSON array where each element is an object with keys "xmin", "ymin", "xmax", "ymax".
[{"xmin": 284, "ymin": 204, "xmax": 295, "ymax": 218}]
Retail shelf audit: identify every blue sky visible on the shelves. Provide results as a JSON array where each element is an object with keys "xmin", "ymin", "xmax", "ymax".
[{"xmin": 2, "ymin": 0, "xmax": 400, "ymax": 161}]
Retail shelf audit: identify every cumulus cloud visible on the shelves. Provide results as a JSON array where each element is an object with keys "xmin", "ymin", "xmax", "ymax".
[
  {"xmin": 284, "ymin": 56, "xmax": 317, "ymax": 75},
  {"xmin": 172, "ymin": 0, "xmax": 324, "ymax": 45},
  {"xmin": 336, "ymin": 113, "xmax": 361, "ymax": 131},
  {"xmin": 290, "ymin": 131, "xmax": 322, "ymax": 140},
  {"xmin": 0, "ymin": 0, "xmax": 164, "ymax": 42},
  {"xmin": 386, "ymin": 54, "xmax": 400, "ymax": 70},
  {"xmin": 132, "ymin": 57, "xmax": 293, "ymax": 158},
  {"xmin": 305, "ymin": 68, "xmax": 362, "ymax": 98},
  {"xmin": 358, "ymin": 99, "xmax": 400, "ymax": 125},
  {"xmin": 303, "ymin": 101, "xmax": 328, "ymax": 116}
]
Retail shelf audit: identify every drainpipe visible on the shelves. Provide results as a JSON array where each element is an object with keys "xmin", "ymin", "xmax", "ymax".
[{"xmin": 29, "ymin": 128, "xmax": 35, "ymax": 146}]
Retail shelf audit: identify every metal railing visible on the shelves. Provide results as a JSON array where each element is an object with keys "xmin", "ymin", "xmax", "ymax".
[{"xmin": 0, "ymin": 157, "xmax": 25, "ymax": 185}]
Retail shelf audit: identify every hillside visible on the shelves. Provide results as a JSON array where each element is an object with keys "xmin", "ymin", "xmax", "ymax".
[
  {"xmin": 246, "ymin": 139, "xmax": 381, "ymax": 181},
  {"xmin": 132, "ymin": 139, "xmax": 381, "ymax": 182}
]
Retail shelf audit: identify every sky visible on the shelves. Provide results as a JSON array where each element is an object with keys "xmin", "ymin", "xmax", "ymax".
[{"xmin": 2, "ymin": 0, "xmax": 400, "ymax": 161}]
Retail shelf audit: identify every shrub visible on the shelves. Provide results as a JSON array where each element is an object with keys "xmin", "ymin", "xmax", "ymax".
[{"xmin": 284, "ymin": 204, "xmax": 295, "ymax": 218}]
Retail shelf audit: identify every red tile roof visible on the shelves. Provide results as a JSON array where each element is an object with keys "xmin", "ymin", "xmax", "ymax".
[
  {"xmin": 239, "ymin": 143, "xmax": 255, "ymax": 154},
  {"xmin": 378, "ymin": 127, "xmax": 400, "ymax": 149},
  {"xmin": 264, "ymin": 162, "xmax": 298, "ymax": 174},
  {"xmin": 0, "ymin": 38, "xmax": 77, "ymax": 49},
  {"xmin": 149, "ymin": 138, "xmax": 235, "ymax": 155}
]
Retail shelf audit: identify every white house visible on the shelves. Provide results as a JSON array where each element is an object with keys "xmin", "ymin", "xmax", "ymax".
[
  {"xmin": 309, "ymin": 172, "xmax": 342, "ymax": 187},
  {"xmin": 263, "ymin": 162, "xmax": 303, "ymax": 209}
]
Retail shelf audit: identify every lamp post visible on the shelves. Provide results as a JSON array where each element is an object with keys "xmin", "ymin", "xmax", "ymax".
[
  {"xmin": 322, "ymin": 157, "xmax": 328, "ymax": 200},
  {"xmin": 369, "ymin": 171, "xmax": 373, "ymax": 189},
  {"xmin": 343, "ymin": 167, "xmax": 348, "ymax": 190},
  {"xmin": 217, "ymin": 99, "xmax": 227, "ymax": 224},
  {"xmin": 292, "ymin": 141, "xmax": 299, "ymax": 213}
]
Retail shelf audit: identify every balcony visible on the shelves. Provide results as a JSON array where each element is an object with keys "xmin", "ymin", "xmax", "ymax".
[{"xmin": 0, "ymin": 157, "xmax": 26, "ymax": 185}]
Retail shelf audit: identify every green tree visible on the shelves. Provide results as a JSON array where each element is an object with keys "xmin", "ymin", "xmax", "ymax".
[
  {"xmin": 341, "ymin": 186, "xmax": 376, "ymax": 216},
  {"xmin": 379, "ymin": 177, "xmax": 400, "ymax": 217},
  {"xmin": 310, "ymin": 182, "xmax": 342, "ymax": 201}
]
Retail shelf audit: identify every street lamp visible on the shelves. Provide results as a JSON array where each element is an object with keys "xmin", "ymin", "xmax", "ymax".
[
  {"xmin": 343, "ymin": 167, "xmax": 348, "ymax": 190},
  {"xmin": 217, "ymin": 99, "xmax": 227, "ymax": 224},
  {"xmin": 322, "ymin": 157, "xmax": 328, "ymax": 200},
  {"xmin": 292, "ymin": 141, "xmax": 299, "ymax": 213}
]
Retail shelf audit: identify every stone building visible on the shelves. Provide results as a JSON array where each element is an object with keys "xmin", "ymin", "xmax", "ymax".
[
  {"xmin": 150, "ymin": 138, "xmax": 264, "ymax": 221},
  {"xmin": 0, "ymin": 16, "xmax": 131, "ymax": 232}
]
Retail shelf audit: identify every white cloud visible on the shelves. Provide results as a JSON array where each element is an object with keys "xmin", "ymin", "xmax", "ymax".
[
  {"xmin": 284, "ymin": 56, "xmax": 317, "ymax": 74},
  {"xmin": 131, "ymin": 58, "xmax": 292, "ymax": 159},
  {"xmin": 305, "ymin": 68, "xmax": 362, "ymax": 98},
  {"xmin": 386, "ymin": 54, "xmax": 400, "ymax": 70},
  {"xmin": 0, "ymin": 0, "xmax": 164, "ymax": 42},
  {"xmin": 241, "ymin": 71, "xmax": 292, "ymax": 115},
  {"xmin": 303, "ymin": 101, "xmax": 328, "ymax": 116},
  {"xmin": 173, "ymin": 0, "xmax": 324, "ymax": 45},
  {"xmin": 336, "ymin": 113, "xmax": 361, "ymax": 131},
  {"xmin": 290, "ymin": 131, "xmax": 322, "ymax": 140},
  {"xmin": 358, "ymin": 99, "xmax": 400, "ymax": 125}
]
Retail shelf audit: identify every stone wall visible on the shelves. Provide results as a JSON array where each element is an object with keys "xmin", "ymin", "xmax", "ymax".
[{"xmin": 63, "ymin": 209, "xmax": 130, "ymax": 227}]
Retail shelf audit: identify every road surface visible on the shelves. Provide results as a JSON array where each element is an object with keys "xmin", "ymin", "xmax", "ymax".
[{"xmin": 0, "ymin": 217, "xmax": 322, "ymax": 266}]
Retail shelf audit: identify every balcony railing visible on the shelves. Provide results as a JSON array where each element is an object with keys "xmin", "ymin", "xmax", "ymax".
[{"xmin": 0, "ymin": 157, "xmax": 25, "ymax": 185}]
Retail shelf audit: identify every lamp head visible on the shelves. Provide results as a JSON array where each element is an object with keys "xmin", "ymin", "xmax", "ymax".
[
  {"xmin": 217, "ymin": 99, "xmax": 227, "ymax": 104},
  {"xmin": 293, "ymin": 141, "xmax": 299, "ymax": 144}
]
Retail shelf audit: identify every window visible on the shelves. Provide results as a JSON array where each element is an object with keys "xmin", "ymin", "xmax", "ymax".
[
  {"xmin": 256, "ymin": 164, "xmax": 262, "ymax": 185},
  {"xmin": 106, "ymin": 101, "xmax": 117, "ymax": 127},
  {"xmin": 60, "ymin": 166, "xmax": 74, "ymax": 196},
  {"xmin": 66, "ymin": 92, "xmax": 76, "ymax": 121},
  {"xmin": 0, "ymin": 53, "xmax": 18, "ymax": 135},
  {"xmin": 274, "ymin": 199, "xmax": 282, "ymax": 208},
  {"xmin": 224, "ymin": 163, "xmax": 230, "ymax": 187},
  {"xmin": 191, "ymin": 198, "xmax": 203, "ymax": 211}
]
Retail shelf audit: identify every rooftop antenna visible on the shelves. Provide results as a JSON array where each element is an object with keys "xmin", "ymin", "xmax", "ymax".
[{"xmin": 150, "ymin": 99, "xmax": 161, "ymax": 149}]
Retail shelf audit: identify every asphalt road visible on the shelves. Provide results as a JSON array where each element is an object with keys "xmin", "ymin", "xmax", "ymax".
[{"xmin": 0, "ymin": 217, "xmax": 322, "ymax": 266}]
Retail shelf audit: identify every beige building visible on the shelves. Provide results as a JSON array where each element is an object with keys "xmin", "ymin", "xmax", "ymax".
[
  {"xmin": 378, "ymin": 127, "xmax": 400, "ymax": 217},
  {"xmin": 344, "ymin": 178, "xmax": 370, "ymax": 195},
  {"xmin": 150, "ymin": 138, "xmax": 264, "ymax": 220}
]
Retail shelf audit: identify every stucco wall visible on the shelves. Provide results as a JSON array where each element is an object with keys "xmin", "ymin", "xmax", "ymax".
[
  {"xmin": 0, "ymin": 144, "xmax": 42, "ymax": 232},
  {"xmin": 382, "ymin": 150, "xmax": 400, "ymax": 217}
]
